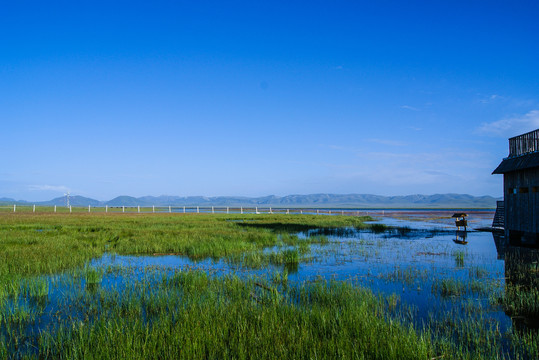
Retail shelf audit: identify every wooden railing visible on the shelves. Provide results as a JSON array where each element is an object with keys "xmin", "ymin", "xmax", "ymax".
[{"xmin": 508, "ymin": 129, "xmax": 539, "ymax": 157}]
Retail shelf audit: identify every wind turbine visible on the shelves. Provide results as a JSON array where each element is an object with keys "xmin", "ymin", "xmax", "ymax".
[{"xmin": 64, "ymin": 191, "xmax": 70, "ymax": 208}]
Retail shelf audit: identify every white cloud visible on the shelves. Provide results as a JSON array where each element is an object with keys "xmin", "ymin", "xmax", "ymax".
[
  {"xmin": 478, "ymin": 94, "xmax": 503, "ymax": 104},
  {"xmin": 327, "ymin": 144, "xmax": 347, "ymax": 151},
  {"xmin": 345, "ymin": 148, "xmax": 493, "ymax": 187},
  {"xmin": 400, "ymin": 105, "xmax": 420, "ymax": 111},
  {"xmin": 477, "ymin": 110, "xmax": 539, "ymax": 137},
  {"xmin": 28, "ymin": 185, "xmax": 70, "ymax": 193},
  {"xmin": 367, "ymin": 139, "xmax": 407, "ymax": 147},
  {"xmin": 353, "ymin": 168, "xmax": 463, "ymax": 187}
]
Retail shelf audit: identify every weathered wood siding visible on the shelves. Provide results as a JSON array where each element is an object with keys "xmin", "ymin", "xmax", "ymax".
[
  {"xmin": 504, "ymin": 167, "xmax": 539, "ymax": 236},
  {"xmin": 509, "ymin": 129, "xmax": 539, "ymax": 157}
]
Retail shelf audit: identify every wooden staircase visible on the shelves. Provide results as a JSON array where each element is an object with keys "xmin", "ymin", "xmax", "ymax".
[{"xmin": 492, "ymin": 201, "xmax": 504, "ymax": 229}]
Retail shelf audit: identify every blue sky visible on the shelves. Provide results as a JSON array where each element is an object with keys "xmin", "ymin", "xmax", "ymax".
[{"xmin": 1, "ymin": 1, "xmax": 538, "ymax": 201}]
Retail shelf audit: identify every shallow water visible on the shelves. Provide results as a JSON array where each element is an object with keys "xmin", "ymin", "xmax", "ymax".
[
  {"xmin": 368, "ymin": 209, "xmax": 495, "ymax": 229},
  {"xmin": 91, "ymin": 226, "xmax": 509, "ymax": 329},
  {"xmin": 4, "ymin": 211, "xmax": 538, "ymax": 357}
]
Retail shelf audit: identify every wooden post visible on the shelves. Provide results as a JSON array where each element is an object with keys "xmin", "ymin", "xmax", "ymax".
[{"xmin": 33, "ymin": 204, "xmax": 35, "ymax": 213}]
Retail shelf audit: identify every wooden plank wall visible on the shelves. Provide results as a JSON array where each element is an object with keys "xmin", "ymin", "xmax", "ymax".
[{"xmin": 504, "ymin": 167, "xmax": 539, "ymax": 235}]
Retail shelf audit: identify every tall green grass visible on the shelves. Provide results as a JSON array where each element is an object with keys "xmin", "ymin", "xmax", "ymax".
[
  {"xmin": 31, "ymin": 272, "xmax": 435, "ymax": 360},
  {"xmin": 1, "ymin": 213, "xmax": 538, "ymax": 359},
  {"xmin": 495, "ymin": 248, "xmax": 539, "ymax": 326},
  {"xmin": 0, "ymin": 213, "xmax": 373, "ymax": 280}
]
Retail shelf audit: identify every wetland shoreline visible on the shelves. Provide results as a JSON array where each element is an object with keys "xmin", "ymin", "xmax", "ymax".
[{"xmin": 0, "ymin": 212, "xmax": 537, "ymax": 359}]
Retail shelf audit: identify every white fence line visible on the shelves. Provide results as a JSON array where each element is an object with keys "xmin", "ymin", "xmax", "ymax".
[{"xmin": 0, "ymin": 204, "xmax": 384, "ymax": 217}]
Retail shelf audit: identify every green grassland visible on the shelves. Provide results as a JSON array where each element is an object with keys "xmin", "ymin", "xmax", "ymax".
[
  {"xmin": 0, "ymin": 213, "xmax": 374, "ymax": 279},
  {"xmin": 0, "ymin": 213, "xmax": 537, "ymax": 359}
]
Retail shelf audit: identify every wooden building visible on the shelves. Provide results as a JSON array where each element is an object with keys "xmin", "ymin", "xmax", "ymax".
[{"xmin": 493, "ymin": 128, "xmax": 539, "ymax": 246}]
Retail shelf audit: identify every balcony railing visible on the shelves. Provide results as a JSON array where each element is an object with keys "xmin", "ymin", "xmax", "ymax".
[{"xmin": 508, "ymin": 129, "xmax": 539, "ymax": 157}]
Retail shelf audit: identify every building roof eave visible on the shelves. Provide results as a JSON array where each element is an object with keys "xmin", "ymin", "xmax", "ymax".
[{"xmin": 492, "ymin": 151, "xmax": 539, "ymax": 174}]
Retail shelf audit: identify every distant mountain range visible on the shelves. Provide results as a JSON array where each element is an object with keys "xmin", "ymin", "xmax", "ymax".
[{"xmin": 0, "ymin": 193, "xmax": 501, "ymax": 208}]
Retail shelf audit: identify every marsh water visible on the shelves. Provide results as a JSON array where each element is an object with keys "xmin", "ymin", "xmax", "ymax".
[
  {"xmin": 89, "ymin": 210, "xmax": 513, "ymax": 328},
  {"xmin": 5, "ymin": 210, "xmax": 539, "ymax": 357}
]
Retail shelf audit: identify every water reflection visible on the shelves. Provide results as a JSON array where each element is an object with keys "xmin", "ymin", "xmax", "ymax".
[
  {"xmin": 493, "ymin": 231, "xmax": 539, "ymax": 330},
  {"xmin": 492, "ymin": 231, "xmax": 507, "ymax": 260},
  {"xmin": 453, "ymin": 230, "xmax": 468, "ymax": 245}
]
